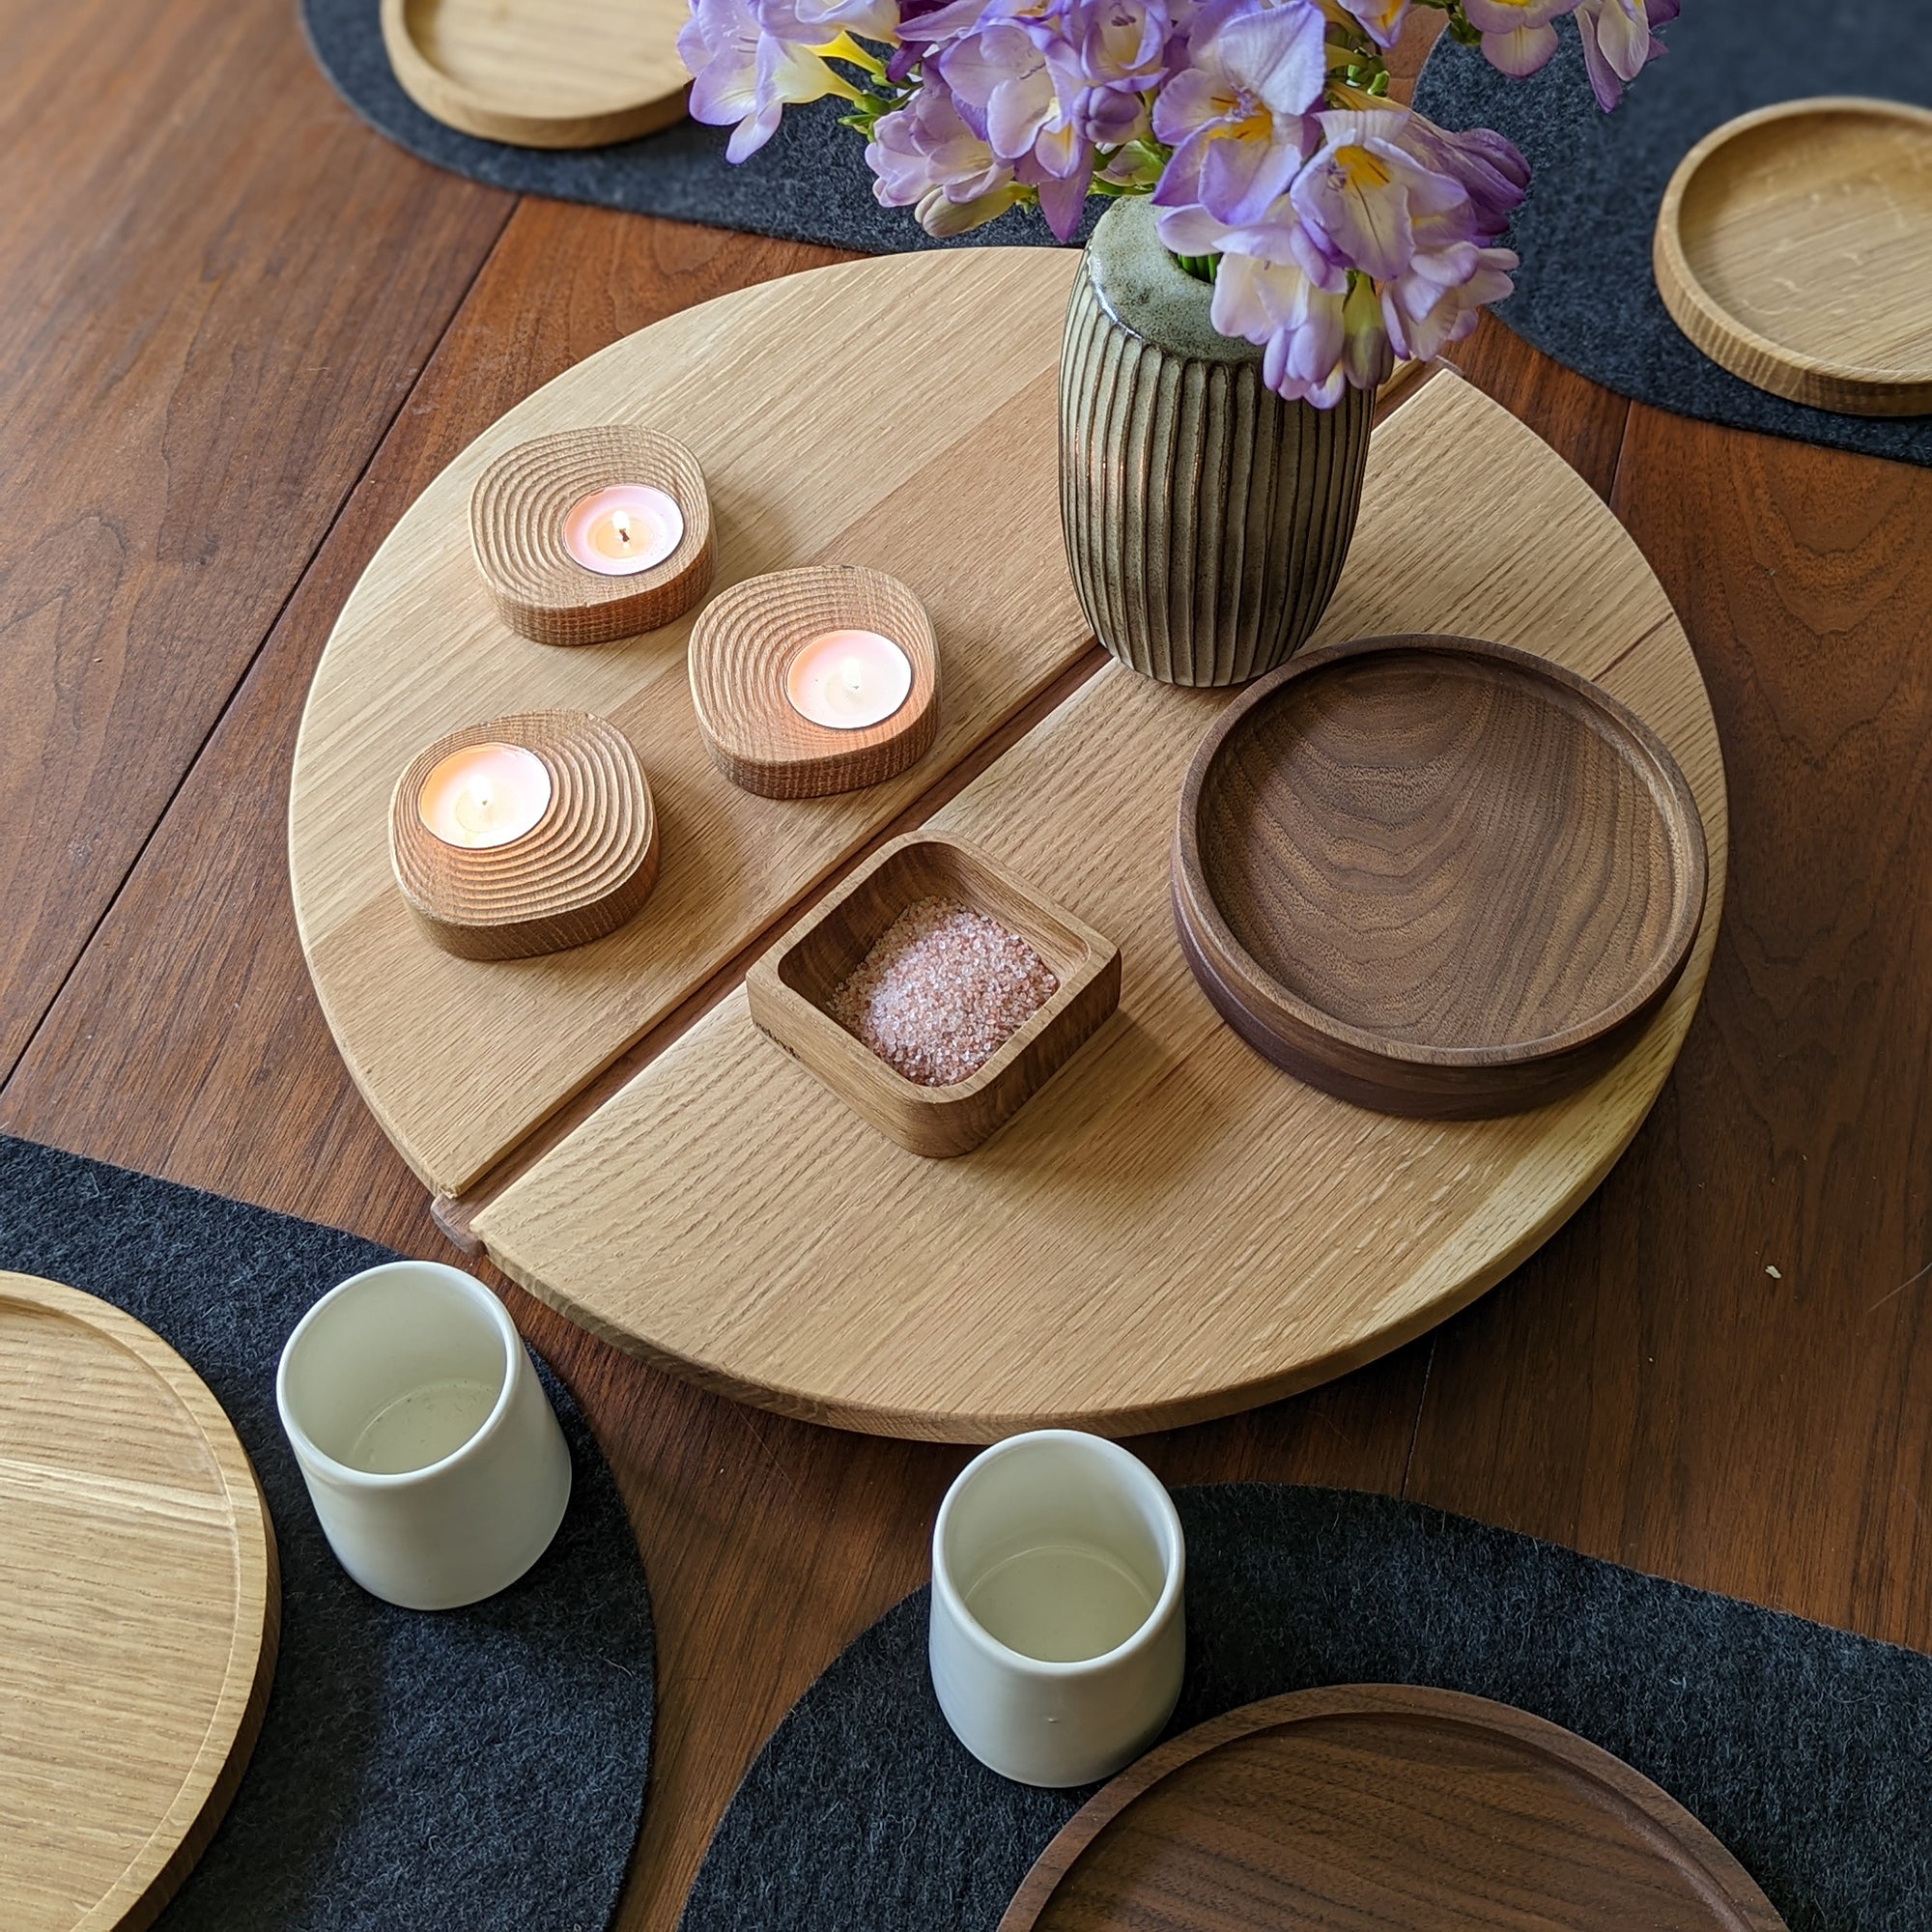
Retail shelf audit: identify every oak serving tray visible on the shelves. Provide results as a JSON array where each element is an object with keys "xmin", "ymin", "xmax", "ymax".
[
  {"xmin": 747, "ymin": 833, "xmax": 1121, "ymax": 1157},
  {"xmin": 1654, "ymin": 97, "xmax": 1932, "ymax": 415},
  {"xmin": 999, "ymin": 1686, "xmax": 1786, "ymax": 1932},
  {"xmin": 1174, "ymin": 634, "xmax": 1707, "ymax": 1118},
  {"xmin": 381, "ymin": 0, "xmax": 694, "ymax": 148},
  {"xmin": 0, "ymin": 1272, "xmax": 278, "ymax": 1932}
]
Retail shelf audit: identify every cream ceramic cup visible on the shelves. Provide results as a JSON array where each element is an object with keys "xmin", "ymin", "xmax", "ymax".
[
  {"xmin": 276, "ymin": 1260, "xmax": 571, "ymax": 1610},
  {"xmin": 928, "ymin": 1430, "xmax": 1185, "ymax": 1787}
]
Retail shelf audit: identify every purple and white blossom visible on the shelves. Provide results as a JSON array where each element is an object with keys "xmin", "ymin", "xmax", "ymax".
[
  {"xmin": 683, "ymin": 0, "xmax": 1677, "ymax": 403},
  {"xmin": 678, "ymin": 0, "xmax": 852, "ymax": 161},
  {"xmin": 1461, "ymin": 0, "xmax": 1571, "ymax": 78},
  {"xmin": 1575, "ymin": 0, "xmax": 1677, "ymax": 110},
  {"xmin": 1151, "ymin": 2, "xmax": 1324, "ymax": 225}
]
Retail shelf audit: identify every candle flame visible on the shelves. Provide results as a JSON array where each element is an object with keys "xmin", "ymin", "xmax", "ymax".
[
  {"xmin": 840, "ymin": 656, "xmax": 865, "ymax": 693},
  {"xmin": 612, "ymin": 509, "xmax": 632, "ymax": 547}
]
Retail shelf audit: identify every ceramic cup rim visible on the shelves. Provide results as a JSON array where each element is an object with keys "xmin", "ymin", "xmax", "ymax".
[
  {"xmin": 931, "ymin": 1428, "xmax": 1185, "ymax": 1679},
  {"xmin": 275, "ymin": 1259, "xmax": 519, "ymax": 1491}
]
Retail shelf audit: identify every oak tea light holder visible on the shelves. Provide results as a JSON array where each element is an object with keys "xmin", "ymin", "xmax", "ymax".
[
  {"xmin": 747, "ymin": 833, "xmax": 1121, "ymax": 1157},
  {"xmin": 689, "ymin": 564, "xmax": 940, "ymax": 799},
  {"xmin": 390, "ymin": 710, "xmax": 659, "ymax": 960},
  {"xmin": 469, "ymin": 425, "xmax": 714, "ymax": 646}
]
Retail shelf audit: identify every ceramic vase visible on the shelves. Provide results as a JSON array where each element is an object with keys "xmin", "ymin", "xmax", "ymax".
[{"xmin": 1060, "ymin": 196, "xmax": 1375, "ymax": 687}]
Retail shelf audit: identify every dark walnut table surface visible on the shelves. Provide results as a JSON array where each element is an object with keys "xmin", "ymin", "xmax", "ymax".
[{"xmin": 4, "ymin": 4, "xmax": 1928, "ymax": 1926}]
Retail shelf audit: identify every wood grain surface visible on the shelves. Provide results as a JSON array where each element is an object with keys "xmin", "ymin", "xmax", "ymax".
[
  {"xmin": 8, "ymin": 10, "xmax": 1932, "ymax": 1932},
  {"xmin": 473, "ymin": 372, "xmax": 1727, "ymax": 1439},
  {"xmin": 469, "ymin": 425, "xmax": 714, "ymax": 645},
  {"xmin": 689, "ymin": 565, "xmax": 941, "ymax": 800},
  {"xmin": 0, "ymin": 1272, "xmax": 278, "ymax": 1932},
  {"xmin": 1654, "ymin": 98, "xmax": 1932, "ymax": 415},
  {"xmin": 746, "ymin": 832, "xmax": 1122, "ymax": 1157},
  {"xmin": 290, "ymin": 247, "xmax": 1090, "ymax": 1197},
  {"xmin": 0, "ymin": 0, "xmax": 513, "ymax": 1083},
  {"xmin": 389, "ymin": 711, "xmax": 660, "ymax": 958},
  {"xmin": 382, "ymin": 0, "xmax": 694, "ymax": 148},
  {"xmin": 1173, "ymin": 634, "xmax": 1706, "ymax": 1118},
  {"xmin": 997, "ymin": 1686, "xmax": 1785, "ymax": 1932}
]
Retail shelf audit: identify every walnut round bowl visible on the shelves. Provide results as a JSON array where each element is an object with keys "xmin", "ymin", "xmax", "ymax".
[{"xmin": 1172, "ymin": 635, "xmax": 1708, "ymax": 1118}]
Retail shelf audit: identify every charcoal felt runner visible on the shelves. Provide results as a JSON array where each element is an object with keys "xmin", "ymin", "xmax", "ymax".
[
  {"xmin": 681, "ymin": 1482, "xmax": 1931, "ymax": 1932},
  {"xmin": 0, "ymin": 1135, "xmax": 654, "ymax": 1932},
  {"xmin": 1412, "ymin": 2, "xmax": 1932, "ymax": 468},
  {"xmin": 305, "ymin": 0, "xmax": 1932, "ymax": 465}
]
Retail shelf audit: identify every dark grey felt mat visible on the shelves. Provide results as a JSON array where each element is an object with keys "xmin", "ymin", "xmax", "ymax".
[
  {"xmin": 1414, "ymin": 3, "xmax": 1932, "ymax": 467},
  {"xmin": 682, "ymin": 1482, "xmax": 1932, "ymax": 1932},
  {"xmin": 299, "ymin": 0, "xmax": 1088, "ymax": 254},
  {"xmin": 0, "ymin": 1135, "xmax": 653, "ymax": 1932}
]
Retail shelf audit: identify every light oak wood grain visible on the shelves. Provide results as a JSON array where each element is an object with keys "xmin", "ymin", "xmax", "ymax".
[
  {"xmin": 469, "ymin": 426, "xmax": 714, "ymax": 646},
  {"xmin": 382, "ymin": 0, "xmax": 694, "ymax": 148},
  {"xmin": 0, "ymin": 1273, "xmax": 278, "ymax": 1932},
  {"xmin": 1173, "ymin": 634, "xmax": 1706, "ymax": 1118},
  {"xmin": 474, "ymin": 372, "xmax": 1728, "ymax": 1439},
  {"xmin": 689, "ymin": 565, "xmax": 940, "ymax": 800},
  {"xmin": 998, "ymin": 1687, "xmax": 1785, "ymax": 1932},
  {"xmin": 389, "ymin": 711, "xmax": 659, "ymax": 958},
  {"xmin": 1654, "ymin": 98, "xmax": 1932, "ymax": 416},
  {"xmin": 747, "ymin": 832, "xmax": 1122, "ymax": 1156},
  {"xmin": 291, "ymin": 247, "xmax": 1089, "ymax": 1197}
]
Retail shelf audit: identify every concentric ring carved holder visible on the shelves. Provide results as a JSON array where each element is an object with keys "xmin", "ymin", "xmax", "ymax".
[
  {"xmin": 469, "ymin": 425, "xmax": 714, "ymax": 646},
  {"xmin": 390, "ymin": 710, "xmax": 659, "ymax": 960},
  {"xmin": 689, "ymin": 564, "xmax": 940, "ymax": 800}
]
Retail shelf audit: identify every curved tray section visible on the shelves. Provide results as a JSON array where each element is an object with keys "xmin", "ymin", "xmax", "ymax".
[
  {"xmin": 473, "ymin": 371, "xmax": 1728, "ymax": 1439},
  {"xmin": 290, "ymin": 247, "xmax": 1087, "ymax": 1198}
]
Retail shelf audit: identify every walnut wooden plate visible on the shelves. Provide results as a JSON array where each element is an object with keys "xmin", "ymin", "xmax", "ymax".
[
  {"xmin": 1173, "ymin": 635, "xmax": 1707, "ymax": 1118},
  {"xmin": 381, "ymin": 0, "xmax": 692, "ymax": 149},
  {"xmin": 0, "ymin": 1272, "xmax": 278, "ymax": 1932},
  {"xmin": 1654, "ymin": 97, "xmax": 1932, "ymax": 415},
  {"xmin": 999, "ymin": 1686, "xmax": 1786, "ymax": 1932}
]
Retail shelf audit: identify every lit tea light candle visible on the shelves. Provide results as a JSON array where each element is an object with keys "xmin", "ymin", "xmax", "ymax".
[
  {"xmin": 562, "ymin": 485, "xmax": 684, "ymax": 578},
  {"xmin": 416, "ymin": 742, "xmax": 553, "ymax": 850},
  {"xmin": 785, "ymin": 628, "xmax": 914, "ymax": 730}
]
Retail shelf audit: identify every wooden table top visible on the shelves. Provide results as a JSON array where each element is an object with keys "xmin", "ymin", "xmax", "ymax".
[{"xmin": 4, "ymin": 6, "xmax": 1928, "ymax": 1929}]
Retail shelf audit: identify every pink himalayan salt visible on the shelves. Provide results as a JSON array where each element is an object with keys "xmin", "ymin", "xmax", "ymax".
[{"xmin": 827, "ymin": 895, "xmax": 1060, "ymax": 1088}]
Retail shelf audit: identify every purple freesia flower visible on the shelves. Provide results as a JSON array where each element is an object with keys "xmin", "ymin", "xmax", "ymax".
[
  {"xmin": 679, "ymin": 0, "xmax": 845, "ymax": 159},
  {"xmin": 867, "ymin": 74, "xmax": 1025, "ymax": 235},
  {"xmin": 1290, "ymin": 106, "xmax": 1470, "ymax": 282},
  {"xmin": 1461, "ymin": 0, "xmax": 1570, "ymax": 79},
  {"xmin": 1333, "ymin": 0, "xmax": 1408, "ymax": 50},
  {"xmin": 1379, "ymin": 239, "xmax": 1519, "ymax": 359},
  {"xmin": 1399, "ymin": 114, "xmax": 1528, "ymax": 243},
  {"xmin": 1154, "ymin": 197, "xmax": 1393, "ymax": 408},
  {"xmin": 1151, "ymin": 0, "xmax": 1325, "ymax": 225},
  {"xmin": 1574, "ymin": 0, "xmax": 1675, "ymax": 111},
  {"xmin": 941, "ymin": 15, "xmax": 1097, "ymax": 237},
  {"xmin": 1046, "ymin": 0, "xmax": 1172, "ymax": 149},
  {"xmin": 756, "ymin": 0, "xmax": 899, "ymax": 43}
]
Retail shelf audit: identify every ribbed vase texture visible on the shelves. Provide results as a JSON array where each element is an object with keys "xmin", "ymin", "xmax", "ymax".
[{"xmin": 1060, "ymin": 220, "xmax": 1375, "ymax": 687}]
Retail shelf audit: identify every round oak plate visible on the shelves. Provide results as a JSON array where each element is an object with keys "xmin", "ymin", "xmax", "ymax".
[
  {"xmin": 0, "ymin": 1272, "xmax": 279, "ymax": 1932},
  {"xmin": 1173, "ymin": 635, "xmax": 1707, "ymax": 1118},
  {"xmin": 1654, "ymin": 97, "xmax": 1932, "ymax": 416},
  {"xmin": 381, "ymin": 0, "xmax": 693, "ymax": 149},
  {"xmin": 998, "ymin": 1686, "xmax": 1787, "ymax": 1932}
]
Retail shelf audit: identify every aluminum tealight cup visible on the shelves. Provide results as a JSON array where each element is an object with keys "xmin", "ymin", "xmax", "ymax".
[
  {"xmin": 276, "ymin": 1260, "xmax": 571, "ymax": 1610},
  {"xmin": 928, "ymin": 1429, "xmax": 1185, "ymax": 1787}
]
